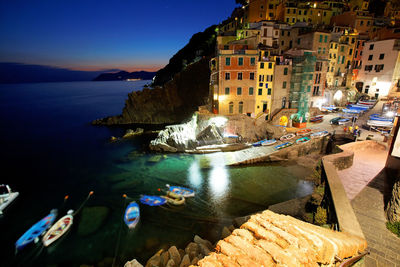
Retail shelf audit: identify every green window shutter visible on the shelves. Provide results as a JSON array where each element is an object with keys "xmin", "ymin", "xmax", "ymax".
[
  {"xmin": 226, "ymin": 57, "xmax": 230, "ymax": 66},
  {"xmin": 324, "ymin": 35, "xmax": 328, "ymax": 43},
  {"xmin": 258, "ymin": 89, "xmax": 263, "ymax": 95},
  {"xmin": 250, "ymin": 57, "xmax": 255, "ymax": 65},
  {"xmin": 237, "ymin": 87, "xmax": 242, "ymax": 95},
  {"xmin": 267, "ymin": 88, "xmax": 272, "ymax": 95},
  {"xmin": 284, "ymin": 67, "xmax": 288, "ymax": 75},
  {"xmin": 283, "ymin": 81, "xmax": 287, "ymax": 88},
  {"xmin": 225, "ymin": 87, "xmax": 230, "ymax": 95},
  {"xmin": 249, "ymin": 87, "xmax": 254, "ymax": 95},
  {"xmin": 238, "ymin": 57, "xmax": 243, "ymax": 65},
  {"xmin": 319, "ymin": 35, "xmax": 323, "ymax": 42}
]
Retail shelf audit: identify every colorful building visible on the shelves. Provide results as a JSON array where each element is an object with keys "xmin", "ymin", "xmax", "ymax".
[{"xmin": 256, "ymin": 51, "xmax": 276, "ymax": 118}]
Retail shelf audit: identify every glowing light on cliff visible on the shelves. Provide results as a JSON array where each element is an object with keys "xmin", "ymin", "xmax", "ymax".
[
  {"xmin": 209, "ymin": 116, "xmax": 228, "ymax": 127},
  {"xmin": 334, "ymin": 90, "xmax": 343, "ymax": 101}
]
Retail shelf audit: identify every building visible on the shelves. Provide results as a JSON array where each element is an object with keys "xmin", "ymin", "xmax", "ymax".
[
  {"xmin": 356, "ymin": 39, "xmax": 400, "ymax": 98},
  {"xmin": 256, "ymin": 51, "xmax": 276, "ymax": 118},
  {"xmin": 331, "ymin": 11, "xmax": 374, "ymax": 35},
  {"xmin": 271, "ymin": 56, "xmax": 292, "ymax": 115},
  {"xmin": 247, "ymin": 0, "xmax": 281, "ymax": 22}
]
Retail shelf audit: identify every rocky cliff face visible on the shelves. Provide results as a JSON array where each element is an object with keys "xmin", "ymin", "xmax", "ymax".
[
  {"xmin": 387, "ymin": 177, "xmax": 400, "ymax": 223},
  {"xmin": 92, "ymin": 58, "xmax": 211, "ymax": 125}
]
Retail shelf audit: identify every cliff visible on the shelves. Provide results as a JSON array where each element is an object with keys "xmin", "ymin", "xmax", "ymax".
[{"xmin": 92, "ymin": 58, "xmax": 211, "ymax": 125}]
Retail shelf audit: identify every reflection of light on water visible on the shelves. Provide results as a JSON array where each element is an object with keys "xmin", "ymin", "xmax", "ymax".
[
  {"xmin": 209, "ymin": 165, "xmax": 229, "ymax": 197},
  {"xmin": 188, "ymin": 160, "xmax": 202, "ymax": 188},
  {"xmin": 296, "ymin": 180, "xmax": 314, "ymax": 197}
]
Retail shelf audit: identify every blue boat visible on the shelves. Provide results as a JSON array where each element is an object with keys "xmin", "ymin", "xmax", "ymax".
[
  {"xmin": 16, "ymin": 209, "xmax": 57, "ymax": 250},
  {"xmin": 274, "ymin": 142, "xmax": 293, "ymax": 150},
  {"xmin": 347, "ymin": 104, "xmax": 369, "ymax": 110},
  {"xmin": 369, "ymin": 114, "xmax": 394, "ymax": 122},
  {"xmin": 124, "ymin": 201, "xmax": 140, "ymax": 229},
  {"xmin": 296, "ymin": 137, "xmax": 311, "ymax": 144},
  {"xmin": 140, "ymin": 195, "xmax": 167, "ymax": 206},
  {"xmin": 252, "ymin": 139, "xmax": 276, "ymax": 147},
  {"xmin": 166, "ymin": 184, "xmax": 195, "ymax": 197},
  {"xmin": 342, "ymin": 108, "xmax": 362, "ymax": 114},
  {"xmin": 310, "ymin": 131, "xmax": 329, "ymax": 138}
]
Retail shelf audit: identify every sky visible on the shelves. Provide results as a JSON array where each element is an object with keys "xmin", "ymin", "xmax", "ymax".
[{"xmin": 0, "ymin": 0, "xmax": 238, "ymax": 72}]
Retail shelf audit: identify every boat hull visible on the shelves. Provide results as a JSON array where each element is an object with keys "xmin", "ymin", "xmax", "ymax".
[
  {"xmin": 140, "ymin": 195, "xmax": 167, "ymax": 206},
  {"xmin": 124, "ymin": 202, "xmax": 140, "ymax": 229},
  {"xmin": 166, "ymin": 185, "xmax": 195, "ymax": 198},
  {"xmin": 42, "ymin": 215, "xmax": 73, "ymax": 247}
]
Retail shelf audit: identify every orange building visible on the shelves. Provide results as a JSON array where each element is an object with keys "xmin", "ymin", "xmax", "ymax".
[
  {"xmin": 247, "ymin": 0, "xmax": 281, "ymax": 23},
  {"xmin": 330, "ymin": 11, "xmax": 374, "ymax": 35}
]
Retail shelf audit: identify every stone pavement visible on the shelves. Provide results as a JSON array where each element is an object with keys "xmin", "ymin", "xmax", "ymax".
[{"xmin": 336, "ymin": 145, "xmax": 400, "ymax": 266}]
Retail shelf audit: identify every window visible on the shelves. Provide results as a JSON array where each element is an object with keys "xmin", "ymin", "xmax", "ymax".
[
  {"xmin": 369, "ymin": 44, "xmax": 374, "ymax": 50},
  {"xmin": 297, "ymin": 38, "xmax": 300, "ymax": 45},
  {"xmin": 379, "ymin": 53, "xmax": 384, "ymax": 60},
  {"xmin": 335, "ymin": 44, "xmax": 338, "ymax": 49},
  {"xmin": 319, "ymin": 35, "xmax": 323, "ymax": 42},
  {"xmin": 360, "ymin": 20, "xmax": 364, "ymax": 26},
  {"xmin": 268, "ymin": 62, "xmax": 273, "ymax": 69},
  {"xmin": 288, "ymin": 31, "xmax": 291, "ymax": 36},
  {"xmin": 224, "ymin": 45, "xmax": 229, "ymax": 50},
  {"xmin": 349, "ymin": 49, "xmax": 353, "ymax": 55},
  {"xmin": 267, "ymin": 88, "xmax": 272, "ymax": 95},
  {"xmin": 304, "ymin": 10, "xmax": 307, "ymax": 15},
  {"xmin": 375, "ymin": 64, "xmax": 384, "ymax": 72},
  {"xmin": 250, "ymin": 57, "xmax": 256, "ymax": 65},
  {"xmin": 225, "ymin": 73, "xmax": 230, "ymax": 80},
  {"xmin": 238, "ymin": 57, "xmax": 243, "ymax": 66},
  {"xmin": 367, "ymin": 20, "xmax": 370, "ymax": 26},
  {"xmin": 259, "ymin": 83, "xmax": 263, "ymax": 87},
  {"xmin": 237, "ymin": 87, "xmax": 242, "ymax": 95},
  {"xmin": 318, "ymin": 47, "xmax": 321, "ymax": 54},
  {"xmin": 365, "ymin": 85, "xmax": 369, "ymax": 94},
  {"xmin": 283, "ymin": 81, "xmax": 287, "ymax": 88},
  {"xmin": 292, "ymin": 18, "xmax": 295, "ymax": 23},
  {"xmin": 225, "ymin": 87, "xmax": 230, "ymax": 95},
  {"xmin": 249, "ymin": 87, "xmax": 254, "ymax": 95},
  {"xmin": 250, "ymin": 72, "xmax": 255, "ymax": 80},
  {"xmin": 323, "ymin": 11, "xmax": 326, "ymax": 17},
  {"xmin": 330, "ymin": 43, "xmax": 333, "ymax": 48},
  {"xmin": 281, "ymin": 30, "xmax": 284, "ymax": 36},
  {"xmin": 286, "ymin": 18, "xmax": 289, "ymax": 23},
  {"xmin": 260, "ymin": 62, "xmax": 264, "ymax": 69},
  {"xmin": 259, "ymin": 75, "xmax": 264, "ymax": 82},
  {"xmin": 315, "ymin": 61, "xmax": 322, "ymax": 71},
  {"xmin": 238, "ymin": 72, "xmax": 243, "ymax": 80},
  {"xmin": 323, "ymin": 48, "xmax": 326, "ymax": 54},
  {"xmin": 284, "ymin": 67, "xmax": 288, "ymax": 75},
  {"xmin": 299, "ymin": 10, "xmax": 302, "ymax": 15},
  {"xmin": 324, "ymin": 35, "xmax": 328, "ymax": 43},
  {"xmin": 341, "ymin": 56, "xmax": 345, "ymax": 64},
  {"xmin": 258, "ymin": 89, "xmax": 263, "ymax": 95},
  {"xmin": 368, "ymin": 55, "xmax": 373, "ymax": 61},
  {"xmin": 340, "ymin": 46, "xmax": 344, "ymax": 52},
  {"xmin": 269, "ymin": 4, "xmax": 273, "ymax": 9},
  {"xmin": 237, "ymin": 101, "xmax": 243, "ymax": 114},
  {"xmin": 229, "ymin": 102, "xmax": 234, "ymax": 114},
  {"xmin": 281, "ymin": 40, "xmax": 285, "ymax": 45},
  {"xmin": 265, "ymin": 83, "xmax": 268, "ymax": 88},
  {"xmin": 351, "ymin": 38, "xmax": 355, "ymax": 44},
  {"xmin": 225, "ymin": 57, "xmax": 231, "ymax": 66},
  {"xmin": 364, "ymin": 65, "xmax": 373, "ymax": 71}
]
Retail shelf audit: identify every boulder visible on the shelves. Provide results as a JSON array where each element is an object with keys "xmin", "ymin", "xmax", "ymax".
[
  {"xmin": 168, "ymin": 246, "xmax": 181, "ymax": 266},
  {"xmin": 124, "ymin": 259, "xmax": 143, "ymax": 267},
  {"xmin": 198, "ymin": 243, "xmax": 211, "ymax": 256},
  {"xmin": 190, "ymin": 257, "xmax": 199, "ymax": 265},
  {"xmin": 77, "ymin": 206, "xmax": 109, "ymax": 236},
  {"xmin": 387, "ymin": 178, "xmax": 400, "ymax": 223},
  {"xmin": 196, "ymin": 124, "xmax": 224, "ymax": 146},
  {"xmin": 160, "ymin": 251, "xmax": 170, "ymax": 267},
  {"xmin": 178, "ymin": 249, "xmax": 185, "ymax": 260},
  {"xmin": 184, "ymin": 242, "xmax": 199, "ymax": 260},
  {"xmin": 193, "ymin": 235, "xmax": 213, "ymax": 250},
  {"xmin": 179, "ymin": 254, "xmax": 191, "ymax": 267},
  {"xmin": 165, "ymin": 259, "xmax": 175, "ymax": 267},
  {"xmin": 145, "ymin": 255, "xmax": 160, "ymax": 267}
]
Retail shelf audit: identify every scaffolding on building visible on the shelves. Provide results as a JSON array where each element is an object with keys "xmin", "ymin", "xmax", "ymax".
[{"xmin": 289, "ymin": 51, "xmax": 316, "ymax": 121}]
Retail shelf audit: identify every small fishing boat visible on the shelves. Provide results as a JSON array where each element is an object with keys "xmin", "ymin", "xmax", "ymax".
[
  {"xmin": 0, "ymin": 184, "xmax": 19, "ymax": 215},
  {"xmin": 140, "ymin": 195, "xmax": 167, "ymax": 206},
  {"xmin": 261, "ymin": 139, "xmax": 277, "ymax": 146},
  {"xmin": 42, "ymin": 210, "xmax": 74, "ymax": 247},
  {"xmin": 321, "ymin": 105, "xmax": 339, "ymax": 112},
  {"xmin": 296, "ymin": 137, "xmax": 311, "ymax": 144},
  {"xmin": 369, "ymin": 114, "xmax": 394, "ymax": 122},
  {"xmin": 296, "ymin": 129, "xmax": 311, "ymax": 136},
  {"xmin": 124, "ymin": 201, "xmax": 140, "ymax": 229},
  {"xmin": 358, "ymin": 100, "xmax": 376, "ymax": 107},
  {"xmin": 338, "ymin": 118, "xmax": 350, "ymax": 125},
  {"xmin": 15, "ymin": 209, "xmax": 57, "ymax": 250},
  {"xmin": 342, "ymin": 108, "xmax": 362, "ymax": 114},
  {"xmin": 309, "ymin": 115, "xmax": 323, "ymax": 123},
  {"xmin": 166, "ymin": 184, "xmax": 195, "ymax": 198},
  {"xmin": 310, "ymin": 131, "xmax": 329, "ymax": 138},
  {"xmin": 347, "ymin": 104, "xmax": 369, "ymax": 111},
  {"xmin": 161, "ymin": 192, "xmax": 185, "ymax": 206},
  {"xmin": 274, "ymin": 142, "xmax": 293, "ymax": 150},
  {"xmin": 367, "ymin": 120, "xmax": 394, "ymax": 127},
  {"xmin": 280, "ymin": 133, "xmax": 295, "ymax": 141}
]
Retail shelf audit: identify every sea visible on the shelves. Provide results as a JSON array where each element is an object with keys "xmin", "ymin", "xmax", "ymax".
[{"xmin": 0, "ymin": 81, "xmax": 314, "ymax": 266}]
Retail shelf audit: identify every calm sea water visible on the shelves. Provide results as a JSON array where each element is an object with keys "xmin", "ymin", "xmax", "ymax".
[{"xmin": 0, "ymin": 81, "xmax": 313, "ymax": 266}]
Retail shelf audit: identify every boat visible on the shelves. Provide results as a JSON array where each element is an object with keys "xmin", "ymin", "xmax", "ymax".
[
  {"xmin": 296, "ymin": 129, "xmax": 311, "ymax": 136},
  {"xmin": 252, "ymin": 139, "xmax": 276, "ymax": 147},
  {"xmin": 42, "ymin": 210, "xmax": 74, "ymax": 247},
  {"xmin": 139, "ymin": 195, "xmax": 167, "ymax": 206},
  {"xmin": 321, "ymin": 105, "xmax": 339, "ymax": 112},
  {"xmin": 166, "ymin": 184, "xmax": 195, "ymax": 198},
  {"xmin": 369, "ymin": 114, "xmax": 394, "ymax": 122},
  {"xmin": 309, "ymin": 115, "xmax": 323, "ymax": 123},
  {"xmin": 161, "ymin": 192, "xmax": 185, "ymax": 206},
  {"xmin": 338, "ymin": 118, "xmax": 350, "ymax": 125},
  {"xmin": 358, "ymin": 100, "xmax": 376, "ymax": 107},
  {"xmin": 296, "ymin": 137, "xmax": 311, "ymax": 144},
  {"xmin": 342, "ymin": 108, "xmax": 362, "ymax": 114},
  {"xmin": 15, "ymin": 209, "xmax": 57, "ymax": 250},
  {"xmin": 0, "ymin": 184, "xmax": 19, "ymax": 215},
  {"xmin": 347, "ymin": 104, "xmax": 369, "ymax": 111},
  {"xmin": 280, "ymin": 133, "xmax": 295, "ymax": 141},
  {"xmin": 367, "ymin": 120, "xmax": 394, "ymax": 127},
  {"xmin": 310, "ymin": 131, "xmax": 329, "ymax": 138},
  {"xmin": 124, "ymin": 201, "xmax": 140, "ymax": 229},
  {"xmin": 274, "ymin": 142, "xmax": 293, "ymax": 150}
]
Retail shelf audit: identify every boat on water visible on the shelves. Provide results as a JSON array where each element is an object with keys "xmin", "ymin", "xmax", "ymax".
[
  {"xmin": 296, "ymin": 137, "xmax": 311, "ymax": 144},
  {"xmin": 140, "ymin": 195, "xmax": 167, "ymax": 206},
  {"xmin": 161, "ymin": 192, "xmax": 185, "ymax": 206},
  {"xmin": 310, "ymin": 131, "xmax": 329, "ymax": 138},
  {"xmin": 166, "ymin": 184, "xmax": 195, "ymax": 198},
  {"xmin": 280, "ymin": 133, "xmax": 295, "ymax": 141},
  {"xmin": 15, "ymin": 209, "xmax": 57, "ymax": 251},
  {"xmin": 310, "ymin": 115, "xmax": 323, "ymax": 123},
  {"xmin": 124, "ymin": 201, "xmax": 140, "ymax": 229},
  {"xmin": 42, "ymin": 210, "xmax": 74, "ymax": 247},
  {"xmin": 296, "ymin": 129, "xmax": 311, "ymax": 136},
  {"xmin": 274, "ymin": 142, "xmax": 293, "ymax": 150},
  {"xmin": 0, "ymin": 184, "xmax": 19, "ymax": 215}
]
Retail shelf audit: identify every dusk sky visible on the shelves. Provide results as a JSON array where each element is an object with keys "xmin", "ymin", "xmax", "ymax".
[{"xmin": 0, "ymin": 0, "xmax": 238, "ymax": 72}]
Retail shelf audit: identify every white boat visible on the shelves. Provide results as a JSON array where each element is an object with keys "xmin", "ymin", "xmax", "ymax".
[
  {"xmin": 0, "ymin": 184, "xmax": 19, "ymax": 215},
  {"xmin": 367, "ymin": 120, "xmax": 394, "ymax": 127},
  {"xmin": 42, "ymin": 210, "xmax": 74, "ymax": 247}
]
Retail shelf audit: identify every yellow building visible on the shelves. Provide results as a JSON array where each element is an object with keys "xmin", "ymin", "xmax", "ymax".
[
  {"xmin": 256, "ymin": 52, "xmax": 276, "ymax": 118},
  {"xmin": 279, "ymin": 2, "xmax": 334, "ymax": 25}
]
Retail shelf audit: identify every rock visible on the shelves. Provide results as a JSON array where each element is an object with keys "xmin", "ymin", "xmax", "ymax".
[
  {"xmin": 124, "ymin": 259, "xmax": 143, "ymax": 267},
  {"xmin": 193, "ymin": 235, "xmax": 213, "ymax": 251},
  {"xmin": 185, "ymin": 242, "xmax": 199, "ymax": 260},
  {"xmin": 123, "ymin": 128, "xmax": 144, "ymax": 138},
  {"xmin": 168, "ymin": 246, "xmax": 181, "ymax": 266},
  {"xmin": 160, "ymin": 251, "xmax": 170, "ymax": 267},
  {"xmin": 178, "ymin": 249, "xmax": 185, "ymax": 260},
  {"xmin": 165, "ymin": 259, "xmax": 175, "ymax": 267},
  {"xmin": 145, "ymin": 255, "xmax": 160, "ymax": 267},
  {"xmin": 198, "ymin": 243, "xmax": 211, "ymax": 256},
  {"xmin": 77, "ymin": 206, "xmax": 109, "ymax": 236},
  {"xmin": 196, "ymin": 124, "xmax": 224, "ymax": 146},
  {"xmin": 190, "ymin": 257, "xmax": 199, "ymax": 265},
  {"xmin": 387, "ymin": 178, "xmax": 400, "ymax": 223},
  {"xmin": 179, "ymin": 255, "xmax": 191, "ymax": 267},
  {"xmin": 221, "ymin": 226, "xmax": 231, "ymax": 239}
]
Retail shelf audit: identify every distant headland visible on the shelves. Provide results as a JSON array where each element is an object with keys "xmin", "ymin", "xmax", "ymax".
[{"xmin": 92, "ymin": 71, "xmax": 157, "ymax": 81}]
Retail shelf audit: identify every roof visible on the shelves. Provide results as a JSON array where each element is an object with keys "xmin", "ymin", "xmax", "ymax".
[{"xmin": 196, "ymin": 210, "xmax": 368, "ymax": 266}]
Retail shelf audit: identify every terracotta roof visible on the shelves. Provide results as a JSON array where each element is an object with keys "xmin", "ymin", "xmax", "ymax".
[{"xmin": 196, "ymin": 210, "xmax": 367, "ymax": 266}]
